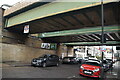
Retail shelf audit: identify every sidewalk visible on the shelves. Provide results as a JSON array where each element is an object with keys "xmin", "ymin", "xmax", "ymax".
[
  {"xmin": 1, "ymin": 61, "xmax": 31, "ymax": 68},
  {"xmin": 1, "ymin": 61, "xmax": 120, "ymax": 79},
  {"xmin": 104, "ymin": 61, "xmax": 120, "ymax": 79},
  {"xmin": 0, "ymin": 63, "xmax": 10, "ymax": 68}
]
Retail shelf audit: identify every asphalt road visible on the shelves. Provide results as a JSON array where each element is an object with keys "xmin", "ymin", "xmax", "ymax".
[
  {"xmin": 2, "ymin": 62, "xmax": 120, "ymax": 80},
  {"xmin": 2, "ymin": 64, "xmax": 82, "ymax": 78}
]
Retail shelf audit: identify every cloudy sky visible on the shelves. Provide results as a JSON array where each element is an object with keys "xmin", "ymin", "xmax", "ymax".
[{"xmin": 0, "ymin": 0, "xmax": 22, "ymax": 6}]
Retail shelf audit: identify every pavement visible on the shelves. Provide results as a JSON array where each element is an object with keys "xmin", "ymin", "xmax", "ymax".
[
  {"xmin": 0, "ymin": 63, "xmax": 10, "ymax": 68},
  {"xmin": 0, "ymin": 61, "xmax": 31, "ymax": 68},
  {"xmin": 104, "ymin": 61, "xmax": 119, "ymax": 79}
]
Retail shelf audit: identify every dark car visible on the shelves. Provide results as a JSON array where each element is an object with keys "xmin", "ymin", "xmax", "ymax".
[
  {"xmin": 62, "ymin": 57, "xmax": 78, "ymax": 64},
  {"xmin": 102, "ymin": 60, "xmax": 111, "ymax": 71},
  {"xmin": 106, "ymin": 59, "xmax": 113, "ymax": 68},
  {"xmin": 87, "ymin": 59, "xmax": 110, "ymax": 71},
  {"xmin": 31, "ymin": 54, "xmax": 59, "ymax": 67},
  {"xmin": 76, "ymin": 57, "xmax": 83, "ymax": 64},
  {"xmin": 76, "ymin": 57, "xmax": 88, "ymax": 64}
]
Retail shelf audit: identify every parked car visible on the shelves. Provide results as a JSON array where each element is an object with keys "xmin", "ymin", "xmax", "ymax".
[
  {"xmin": 106, "ymin": 59, "xmax": 113, "ymax": 68},
  {"xmin": 62, "ymin": 57, "xmax": 78, "ymax": 64},
  {"xmin": 88, "ymin": 56, "xmax": 98, "ymax": 60},
  {"xmin": 79, "ymin": 60, "xmax": 102, "ymax": 78},
  {"xmin": 84, "ymin": 57, "xmax": 89, "ymax": 61},
  {"xmin": 77, "ymin": 56, "xmax": 98, "ymax": 64},
  {"xmin": 31, "ymin": 54, "xmax": 59, "ymax": 67},
  {"xmin": 86, "ymin": 59, "xmax": 111, "ymax": 71},
  {"xmin": 102, "ymin": 59, "xmax": 112, "ymax": 71},
  {"xmin": 88, "ymin": 59, "xmax": 101, "ymax": 63},
  {"xmin": 76, "ymin": 57, "xmax": 83, "ymax": 64},
  {"xmin": 76, "ymin": 57, "xmax": 88, "ymax": 64},
  {"xmin": 88, "ymin": 59, "xmax": 111, "ymax": 71}
]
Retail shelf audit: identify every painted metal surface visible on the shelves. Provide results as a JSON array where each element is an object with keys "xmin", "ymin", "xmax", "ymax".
[
  {"xmin": 6, "ymin": 2, "xmax": 108, "ymax": 27},
  {"xmin": 63, "ymin": 41, "xmax": 120, "ymax": 45},
  {"xmin": 40, "ymin": 26, "xmax": 120, "ymax": 38}
]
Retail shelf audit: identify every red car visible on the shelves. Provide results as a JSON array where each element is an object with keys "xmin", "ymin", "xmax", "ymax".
[{"xmin": 79, "ymin": 60, "xmax": 102, "ymax": 78}]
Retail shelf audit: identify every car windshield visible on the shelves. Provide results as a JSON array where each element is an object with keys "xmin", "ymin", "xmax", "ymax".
[
  {"xmin": 83, "ymin": 62, "xmax": 101, "ymax": 66},
  {"xmin": 103, "ymin": 60, "xmax": 108, "ymax": 64},
  {"xmin": 106, "ymin": 59, "xmax": 112, "ymax": 61},
  {"xmin": 84, "ymin": 57, "xmax": 89, "ymax": 59},
  {"xmin": 38, "ymin": 54, "xmax": 48, "ymax": 58}
]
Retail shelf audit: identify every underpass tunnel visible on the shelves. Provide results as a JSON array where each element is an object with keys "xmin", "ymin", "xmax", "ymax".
[
  {"xmin": 4, "ymin": 1, "xmax": 120, "ymax": 34},
  {"xmin": 1, "ymin": 1, "xmax": 120, "ymax": 79},
  {"xmin": 1, "ymin": 1, "xmax": 120, "ymax": 64}
]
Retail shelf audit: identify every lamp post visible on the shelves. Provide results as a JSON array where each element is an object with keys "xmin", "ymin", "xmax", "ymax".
[
  {"xmin": 100, "ymin": 0, "xmax": 105, "ymax": 79},
  {"xmin": 101, "ymin": 0, "xmax": 104, "ymax": 44},
  {"xmin": 1, "ymin": 4, "xmax": 12, "ymax": 29},
  {"xmin": 1, "ymin": 4, "xmax": 12, "ymax": 9}
]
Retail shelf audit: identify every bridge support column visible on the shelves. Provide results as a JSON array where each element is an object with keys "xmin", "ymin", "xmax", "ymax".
[
  {"xmin": 67, "ymin": 46, "xmax": 74, "ymax": 57},
  {"xmin": 56, "ymin": 43, "xmax": 67, "ymax": 58},
  {"xmin": 56, "ymin": 44, "xmax": 74, "ymax": 58},
  {"xmin": 0, "ymin": 7, "xmax": 4, "ymax": 63}
]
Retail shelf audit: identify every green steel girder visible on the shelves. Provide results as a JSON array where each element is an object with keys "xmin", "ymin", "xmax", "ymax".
[
  {"xmin": 5, "ymin": 2, "xmax": 110, "ymax": 27},
  {"xmin": 63, "ymin": 41, "xmax": 120, "ymax": 46},
  {"xmin": 4, "ymin": 2, "xmax": 49, "ymax": 18},
  {"xmin": 40, "ymin": 26, "xmax": 120, "ymax": 38}
]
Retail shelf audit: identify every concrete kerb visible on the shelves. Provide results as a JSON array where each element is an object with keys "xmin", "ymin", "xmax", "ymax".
[
  {"xmin": 0, "ymin": 63, "xmax": 10, "ymax": 68},
  {"xmin": 1, "ymin": 61, "xmax": 31, "ymax": 67}
]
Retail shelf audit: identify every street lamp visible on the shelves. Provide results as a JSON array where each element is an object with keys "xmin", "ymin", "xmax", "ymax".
[
  {"xmin": 1, "ymin": 4, "xmax": 12, "ymax": 9},
  {"xmin": 101, "ymin": 0, "xmax": 105, "ymax": 44},
  {"xmin": 100, "ymin": 0, "xmax": 106, "ymax": 79}
]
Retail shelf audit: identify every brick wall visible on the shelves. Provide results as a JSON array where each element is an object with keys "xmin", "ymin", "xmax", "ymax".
[{"xmin": 1, "ymin": 43, "xmax": 56, "ymax": 63}]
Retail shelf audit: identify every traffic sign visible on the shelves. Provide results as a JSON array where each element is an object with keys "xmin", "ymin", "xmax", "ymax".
[{"xmin": 24, "ymin": 25, "xmax": 29, "ymax": 33}]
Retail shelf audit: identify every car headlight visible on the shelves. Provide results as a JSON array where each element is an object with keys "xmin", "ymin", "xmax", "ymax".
[
  {"xmin": 103, "ymin": 64, "xmax": 105, "ymax": 66},
  {"xmin": 80, "ymin": 66, "xmax": 84, "ymax": 70},
  {"xmin": 44, "ymin": 58, "xmax": 46, "ymax": 60},
  {"xmin": 93, "ymin": 68, "xmax": 100, "ymax": 72}
]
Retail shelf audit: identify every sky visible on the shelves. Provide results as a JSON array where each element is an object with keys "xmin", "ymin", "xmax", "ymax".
[{"xmin": 0, "ymin": 0, "xmax": 22, "ymax": 6}]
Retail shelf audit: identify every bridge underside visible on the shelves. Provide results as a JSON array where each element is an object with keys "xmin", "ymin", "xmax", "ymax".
[
  {"xmin": 4, "ymin": 2, "xmax": 120, "ymax": 46},
  {"xmin": 41, "ymin": 26, "xmax": 120, "ymax": 46},
  {"xmin": 6, "ymin": 2, "xmax": 119, "ymax": 34},
  {"xmin": 43, "ymin": 34, "xmax": 120, "ymax": 46},
  {"xmin": 41, "ymin": 31, "xmax": 120, "ymax": 43}
]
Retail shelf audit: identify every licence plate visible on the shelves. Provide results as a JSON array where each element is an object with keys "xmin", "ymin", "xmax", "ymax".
[{"xmin": 84, "ymin": 71, "xmax": 92, "ymax": 74}]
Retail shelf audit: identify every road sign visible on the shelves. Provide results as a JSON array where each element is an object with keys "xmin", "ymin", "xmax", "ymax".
[
  {"xmin": 24, "ymin": 25, "xmax": 29, "ymax": 33},
  {"xmin": 41, "ymin": 43, "xmax": 57, "ymax": 50}
]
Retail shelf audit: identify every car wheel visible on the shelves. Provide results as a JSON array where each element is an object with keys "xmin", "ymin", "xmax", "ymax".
[{"xmin": 42, "ymin": 63, "xmax": 46, "ymax": 68}]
